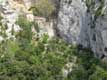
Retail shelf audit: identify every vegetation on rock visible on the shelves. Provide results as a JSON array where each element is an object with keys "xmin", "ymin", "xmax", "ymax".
[
  {"xmin": 29, "ymin": 0, "xmax": 55, "ymax": 20},
  {"xmin": 0, "ymin": 15, "xmax": 107, "ymax": 80}
]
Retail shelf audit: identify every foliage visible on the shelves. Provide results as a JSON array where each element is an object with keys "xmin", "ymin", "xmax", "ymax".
[
  {"xmin": 67, "ymin": 48, "xmax": 107, "ymax": 80},
  {"xmin": 0, "ymin": 16, "xmax": 107, "ymax": 80},
  {"xmin": 29, "ymin": 0, "xmax": 55, "ymax": 20}
]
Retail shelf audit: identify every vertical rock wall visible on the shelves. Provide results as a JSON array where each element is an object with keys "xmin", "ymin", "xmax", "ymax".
[
  {"xmin": 57, "ymin": 0, "xmax": 86, "ymax": 44},
  {"xmin": 56, "ymin": 0, "xmax": 107, "ymax": 58},
  {"xmin": 79, "ymin": 0, "xmax": 107, "ymax": 58}
]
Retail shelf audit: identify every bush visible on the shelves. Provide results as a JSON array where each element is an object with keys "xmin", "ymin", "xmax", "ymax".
[
  {"xmin": 0, "ymin": 17, "xmax": 107, "ymax": 80},
  {"xmin": 29, "ymin": 0, "xmax": 55, "ymax": 20}
]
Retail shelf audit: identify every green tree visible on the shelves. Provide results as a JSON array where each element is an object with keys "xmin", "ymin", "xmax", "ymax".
[{"xmin": 29, "ymin": 0, "xmax": 55, "ymax": 20}]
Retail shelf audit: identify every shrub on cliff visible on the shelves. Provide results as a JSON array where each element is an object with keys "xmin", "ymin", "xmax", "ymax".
[
  {"xmin": 29, "ymin": 0, "xmax": 55, "ymax": 20},
  {"xmin": 0, "ymin": 16, "xmax": 107, "ymax": 80}
]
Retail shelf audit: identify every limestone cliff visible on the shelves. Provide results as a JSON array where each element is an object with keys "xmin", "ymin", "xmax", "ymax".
[
  {"xmin": 56, "ymin": 0, "xmax": 107, "ymax": 58},
  {"xmin": 0, "ymin": 0, "xmax": 54, "ymax": 38},
  {"xmin": 1, "ymin": 0, "xmax": 107, "ymax": 59}
]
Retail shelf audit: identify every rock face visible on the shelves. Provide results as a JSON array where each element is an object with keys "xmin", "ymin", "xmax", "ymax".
[
  {"xmin": 56, "ymin": 0, "xmax": 107, "ymax": 58},
  {"xmin": 78, "ymin": 0, "xmax": 107, "ymax": 58},
  {"xmin": 57, "ymin": 0, "xmax": 86, "ymax": 44},
  {"xmin": 0, "ymin": 0, "xmax": 54, "ymax": 39},
  {"xmin": 1, "ymin": 0, "xmax": 107, "ymax": 58},
  {"xmin": 0, "ymin": 0, "xmax": 20, "ymax": 38}
]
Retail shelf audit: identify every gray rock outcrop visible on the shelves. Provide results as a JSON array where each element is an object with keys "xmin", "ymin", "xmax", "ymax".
[
  {"xmin": 57, "ymin": 0, "xmax": 86, "ymax": 44},
  {"xmin": 56, "ymin": 0, "xmax": 107, "ymax": 58}
]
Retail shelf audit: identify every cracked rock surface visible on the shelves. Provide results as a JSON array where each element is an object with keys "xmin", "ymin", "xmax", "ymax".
[{"xmin": 56, "ymin": 0, "xmax": 107, "ymax": 58}]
